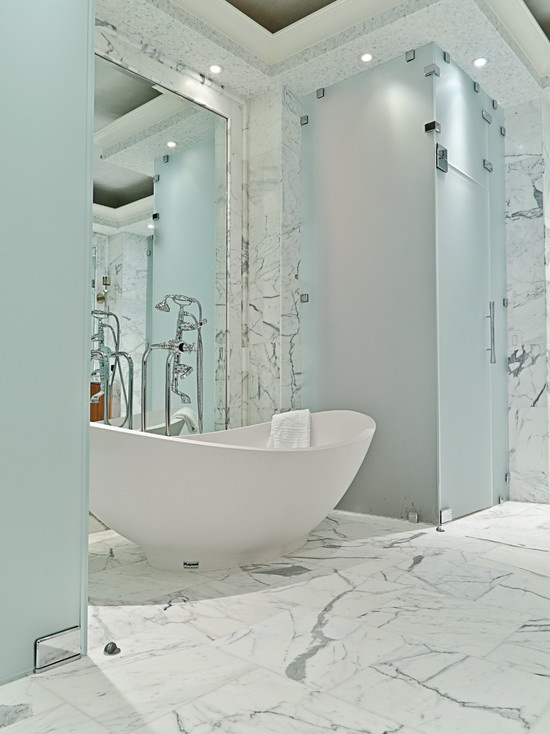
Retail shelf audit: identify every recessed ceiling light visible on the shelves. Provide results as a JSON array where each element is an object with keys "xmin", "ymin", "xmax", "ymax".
[
  {"xmin": 361, "ymin": 53, "xmax": 373, "ymax": 63},
  {"xmin": 473, "ymin": 57, "xmax": 488, "ymax": 68},
  {"xmin": 209, "ymin": 64, "xmax": 222, "ymax": 74},
  {"xmin": 166, "ymin": 141, "xmax": 177, "ymax": 148},
  {"xmin": 147, "ymin": 223, "xmax": 155, "ymax": 230}
]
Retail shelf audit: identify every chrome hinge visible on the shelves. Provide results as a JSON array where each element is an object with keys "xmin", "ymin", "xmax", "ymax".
[
  {"xmin": 425, "ymin": 120, "xmax": 441, "ymax": 133},
  {"xmin": 424, "ymin": 63, "xmax": 441, "ymax": 77},
  {"xmin": 35, "ymin": 627, "xmax": 81, "ymax": 674},
  {"xmin": 439, "ymin": 507, "xmax": 453, "ymax": 524},
  {"xmin": 436, "ymin": 143, "xmax": 448, "ymax": 172}
]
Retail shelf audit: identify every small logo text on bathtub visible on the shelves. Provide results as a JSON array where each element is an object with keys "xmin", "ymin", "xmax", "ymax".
[{"xmin": 183, "ymin": 561, "xmax": 200, "ymax": 569}]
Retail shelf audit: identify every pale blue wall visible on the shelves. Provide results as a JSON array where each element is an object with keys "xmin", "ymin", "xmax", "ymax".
[
  {"xmin": 0, "ymin": 0, "xmax": 94, "ymax": 683},
  {"xmin": 150, "ymin": 138, "xmax": 216, "ymax": 432}
]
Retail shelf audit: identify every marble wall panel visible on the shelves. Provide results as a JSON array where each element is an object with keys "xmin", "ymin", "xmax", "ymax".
[
  {"xmin": 245, "ymin": 87, "xmax": 303, "ymax": 424},
  {"xmin": 280, "ymin": 88, "xmax": 303, "ymax": 413},
  {"xmin": 505, "ymin": 98, "xmax": 549, "ymax": 503},
  {"xmin": 214, "ymin": 118, "xmax": 228, "ymax": 430},
  {"xmin": 246, "ymin": 91, "xmax": 283, "ymax": 425}
]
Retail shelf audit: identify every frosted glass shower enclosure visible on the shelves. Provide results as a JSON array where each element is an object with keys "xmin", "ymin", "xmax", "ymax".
[
  {"xmin": 301, "ymin": 44, "xmax": 507, "ymax": 524},
  {"xmin": 1, "ymin": 0, "xmax": 93, "ymax": 683}
]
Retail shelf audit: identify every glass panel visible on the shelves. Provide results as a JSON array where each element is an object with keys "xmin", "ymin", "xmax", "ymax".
[
  {"xmin": 432, "ymin": 45, "xmax": 489, "ymax": 184},
  {"xmin": 1, "ymin": 0, "xmax": 92, "ymax": 683},
  {"xmin": 301, "ymin": 45, "xmax": 439, "ymax": 521},
  {"xmin": 488, "ymin": 100, "xmax": 508, "ymax": 503},
  {"xmin": 436, "ymin": 168, "xmax": 493, "ymax": 518}
]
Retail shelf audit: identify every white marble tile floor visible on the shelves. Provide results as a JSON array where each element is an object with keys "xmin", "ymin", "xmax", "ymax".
[{"xmin": 2, "ymin": 502, "xmax": 550, "ymax": 732}]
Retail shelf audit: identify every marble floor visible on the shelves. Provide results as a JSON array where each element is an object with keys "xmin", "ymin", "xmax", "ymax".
[{"xmin": 2, "ymin": 501, "xmax": 550, "ymax": 732}]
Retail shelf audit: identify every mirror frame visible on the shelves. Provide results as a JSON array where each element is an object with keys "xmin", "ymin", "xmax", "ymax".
[{"xmin": 94, "ymin": 28, "xmax": 245, "ymax": 429}]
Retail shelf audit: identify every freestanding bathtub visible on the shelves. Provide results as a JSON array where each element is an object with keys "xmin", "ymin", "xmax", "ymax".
[{"xmin": 89, "ymin": 410, "xmax": 376, "ymax": 571}]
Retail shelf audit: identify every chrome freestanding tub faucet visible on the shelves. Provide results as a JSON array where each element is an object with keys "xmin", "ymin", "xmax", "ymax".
[
  {"xmin": 91, "ymin": 309, "xmax": 134, "ymax": 428},
  {"xmin": 141, "ymin": 294, "xmax": 206, "ymax": 435}
]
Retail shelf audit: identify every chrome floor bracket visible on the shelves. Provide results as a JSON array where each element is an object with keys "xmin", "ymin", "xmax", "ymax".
[{"xmin": 34, "ymin": 626, "xmax": 81, "ymax": 673}]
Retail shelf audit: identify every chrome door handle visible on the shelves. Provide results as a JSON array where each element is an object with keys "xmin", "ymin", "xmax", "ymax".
[{"xmin": 486, "ymin": 300, "xmax": 496, "ymax": 364}]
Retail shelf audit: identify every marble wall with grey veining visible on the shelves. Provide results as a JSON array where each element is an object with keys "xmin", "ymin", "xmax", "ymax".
[
  {"xmin": 280, "ymin": 88, "xmax": 303, "ymax": 414},
  {"xmin": 505, "ymin": 99, "xmax": 549, "ymax": 503},
  {"xmin": 245, "ymin": 87, "xmax": 303, "ymax": 425}
]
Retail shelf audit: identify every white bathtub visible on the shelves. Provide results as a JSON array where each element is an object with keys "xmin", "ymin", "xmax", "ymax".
[{"xmin": 89, "ymin": 410, "xmax": 376, "ymax": 571}]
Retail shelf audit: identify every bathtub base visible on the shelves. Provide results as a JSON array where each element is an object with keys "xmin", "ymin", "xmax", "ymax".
[{"xmin": 144, "ymin": 536, "xmax": 309, "ymax": 572}]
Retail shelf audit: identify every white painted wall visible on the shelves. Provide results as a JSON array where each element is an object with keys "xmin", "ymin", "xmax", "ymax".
[{"xmin": 0, "ymin": 0, "xmax": 93, "ymax": 683}]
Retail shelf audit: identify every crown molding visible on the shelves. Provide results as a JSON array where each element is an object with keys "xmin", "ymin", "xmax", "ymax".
[
  {"xmin": 483, "ymin": 0, "xmax": 550, "ymax": 79},
  {"xmin": 175, "ymin": 0, "xmax": 549, "ymax": 82},
  {"xmin": 94, "ymin": 93, "xmax": 189, "ymax": 150},
  {"xmin": 177, "ymin": 0, "xmax": 405, "ymax": 64},
  {"xmin": 269, "ymin": 0, "xmax": 405, "ymax": 63},
  {"xmin": 93, "ymin": 195, "xmax": 154, "ymax": 229},
  {"xmin": 174, "ymin": 0, "xmax": 273, "ymax": 60}
]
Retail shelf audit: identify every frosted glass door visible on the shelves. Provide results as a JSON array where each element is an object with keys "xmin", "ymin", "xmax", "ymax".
[{"xmin": 437, "ymin": 169, "xmax": 493, "ymax": 519}]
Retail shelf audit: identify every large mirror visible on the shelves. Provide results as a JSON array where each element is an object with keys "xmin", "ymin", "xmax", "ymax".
[{"xmin": 91, "ymin": 55, "xmax": 228, "ymax": 434}]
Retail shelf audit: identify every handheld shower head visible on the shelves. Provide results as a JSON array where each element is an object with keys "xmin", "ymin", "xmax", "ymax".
[{"xmin": 155, "ymin": 297, "xmax": 170, "ymax": 312}]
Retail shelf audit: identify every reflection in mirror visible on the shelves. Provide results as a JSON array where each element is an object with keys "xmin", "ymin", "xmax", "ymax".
[{"xmin": 91, "ymin": 56, "xmax": 227, "ymax": 434}]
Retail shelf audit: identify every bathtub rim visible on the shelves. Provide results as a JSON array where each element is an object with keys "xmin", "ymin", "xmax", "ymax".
[{"xmin": 90, "ymin": 409, "xmax": 376, "ymax": 453}]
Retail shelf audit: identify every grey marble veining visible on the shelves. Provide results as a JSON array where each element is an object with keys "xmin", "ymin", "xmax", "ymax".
[
  {"xmin": 132, "ymin": 667, "xmax": 411, "ymax": 733},
  {"xmin": 4, "ymin": 503, "xmax": 550, "ymax": 732},
  {"xmin": 331, "ymin": 640, "xmax": 550, "ymax": 733},
  {"xmin": 505, "ymin": 99, "xmax": 549, "ymax": 504}
]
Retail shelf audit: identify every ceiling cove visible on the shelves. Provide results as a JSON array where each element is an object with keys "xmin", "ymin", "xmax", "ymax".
[{"xmin": 175, "ymin": 0, "xmax": 550, "ymax": 83}]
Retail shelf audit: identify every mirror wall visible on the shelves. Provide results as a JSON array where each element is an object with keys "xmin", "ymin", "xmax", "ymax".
[{"xmin": 91, "ymin": 55, "xmax": 228, "ymax": 433}]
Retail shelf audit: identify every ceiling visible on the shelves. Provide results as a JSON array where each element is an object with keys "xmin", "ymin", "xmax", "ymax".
[
  {"xmin": 93, "ymin": 0, "xmax": 550, "ymax": 217},
  {"xmin": 226, "ymin": 0, "xmax": 550, "ymax": 39},
  {"xmin": 225, "ymin": 0, "xmax": 338, "ymax": 33},
  {"xmin": 94, "ymin": 57, "xmax": 158, "ymax": 208}
]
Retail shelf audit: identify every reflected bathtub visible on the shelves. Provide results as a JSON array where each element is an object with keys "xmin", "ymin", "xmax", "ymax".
[
  {"xmin": 110, "ymin": 408, "xmax": 194, "ymax": 435},
  {"xmin": 89, "ymin": 410, "xmax": 376, "ymax": 571}
]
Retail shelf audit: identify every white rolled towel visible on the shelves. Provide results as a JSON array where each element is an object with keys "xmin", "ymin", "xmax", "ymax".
[
  {"xmin": 268, "ymin": 409, "xmax": 311, "ymax": 449},
  {"xmin": 172, "ymin": 406, "xmax": 199, "ymax": 434}
]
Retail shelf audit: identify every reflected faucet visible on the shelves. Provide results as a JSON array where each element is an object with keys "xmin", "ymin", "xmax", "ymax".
[
  {"xmin": 143, "ymin": 294, "xmax": 206, "ymax": 434},
  {"xmin": 155, "ymin": 294, "xmax": 206, "ymax": 334},
  {"xmin": 155, "ymin": 298, "xmax": 170, "ymax": 313},
  {"xmin": 90, "ymin": 310, "xmax": 133, "ymax": 428}
]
